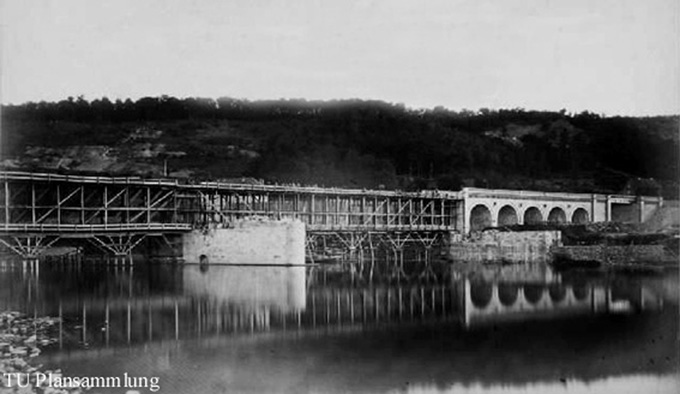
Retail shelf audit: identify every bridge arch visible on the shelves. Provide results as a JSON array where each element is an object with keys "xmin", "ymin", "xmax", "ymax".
[
  {"xmin": 497, "ymin": 205, "xmax": 518, "ymax": 227},
  {"xmin": 470, "ymin": 204, "xmax": 492, "ymax": 232},
  {"xmin": 548, "ymin": 207, "xmax": 567, "ymax": 224},
  {"xmin": 523, "ymin": 207, "xmax": 543, "ymax": 225},
  {"xmin": 571, "ymin": 208, "xmax": 589, "ymax": 224}
]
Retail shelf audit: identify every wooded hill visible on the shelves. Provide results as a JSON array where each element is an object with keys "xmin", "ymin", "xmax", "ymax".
[{"xmin": 2, "ymin": 97, "xmax": 678, "ymax": 198}]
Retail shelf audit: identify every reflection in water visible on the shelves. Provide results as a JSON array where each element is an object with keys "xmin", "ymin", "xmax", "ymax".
[
  {"xmin": 0, "ymin": 259, "xmax": 677, "ymax": 393},
  {"xmin": 405, "ymin": 374, "xmax": 680, "ymax": 394},
  {"xmin": 462, "ymin": 278, "xmax": 653, "ymax": 326},
  {"xmin": 183, "ymin": 264, "xmax": 306, "ymax": 313}
]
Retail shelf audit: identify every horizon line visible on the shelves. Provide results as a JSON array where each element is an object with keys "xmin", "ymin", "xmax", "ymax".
[{"xmin": 2, "ymin": 94, "xmax": 679, "ymax": 118}]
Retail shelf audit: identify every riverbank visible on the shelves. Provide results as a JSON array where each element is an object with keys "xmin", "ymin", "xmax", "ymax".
[
  {"xmin": 448, "ymin": 222, "xmax": 678, "ymax": 269},
  {"xmin": 0, "ymin": 311, "xmax": 85, "ymax": 394},
  {"xmin": 551, "ymin": 222, "xmax": 678, "ymax": 269}
]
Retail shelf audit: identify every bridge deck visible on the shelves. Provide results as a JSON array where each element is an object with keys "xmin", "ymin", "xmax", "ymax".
[{"xmin": 1, "ymin": 171, "xmax": 460, "ymax": 236}]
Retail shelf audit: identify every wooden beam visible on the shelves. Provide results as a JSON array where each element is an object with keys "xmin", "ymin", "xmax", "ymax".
[{"xmin": 4, "ymin": 180, "xmax": 9, "ymax": 226}]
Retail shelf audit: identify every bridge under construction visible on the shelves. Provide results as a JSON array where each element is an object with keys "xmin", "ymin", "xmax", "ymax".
[{"xmin": 0, "ymin": 171, "xmax": 664, "ymax": 261}]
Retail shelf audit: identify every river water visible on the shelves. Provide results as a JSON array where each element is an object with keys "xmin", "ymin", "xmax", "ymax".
[{"xmin": 0, "ymin": 258, "xmax": 678, "ymax": 394}]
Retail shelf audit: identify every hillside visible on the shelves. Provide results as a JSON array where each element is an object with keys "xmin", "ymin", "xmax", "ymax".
[{"xmin": 1, "ymin": 97, "xmax": 678, "ymax": 198}]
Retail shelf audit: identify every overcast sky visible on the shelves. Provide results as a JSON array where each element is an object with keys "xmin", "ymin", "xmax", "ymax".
[{"xmin": 1, "ymin": 0, "xmax": 678, "ymax": 115}]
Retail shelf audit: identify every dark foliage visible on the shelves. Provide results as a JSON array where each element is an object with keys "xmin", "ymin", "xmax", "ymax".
[{"xmin": 2, "ymin": 96, "xmax": 678, "ymax": 197}]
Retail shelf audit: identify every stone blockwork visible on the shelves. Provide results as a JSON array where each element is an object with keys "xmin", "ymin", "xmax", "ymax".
[
  {"xmin": 182, "ymin": 219, "xmax": 305, "ymax": 265},
  {"xmin": 449, "ymin": 230, "xmax": 562, "ymax": 263},
  {"xmin": 552, "ymin": 244, "xmax": 673, "ymax": 265}
]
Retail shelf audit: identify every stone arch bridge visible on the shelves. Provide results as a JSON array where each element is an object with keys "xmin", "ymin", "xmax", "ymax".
[{"xmin": 456, "ymin": 188, "xmax": 662, "ymax": 233}]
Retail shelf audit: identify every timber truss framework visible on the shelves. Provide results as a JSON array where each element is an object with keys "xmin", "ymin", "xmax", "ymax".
[
  {"xmin": 1, "ymin": 171, "xmax": 461, "ymax": 259},
  {"xmin": 306, "ymin": 231, "xmax": 448, "ymax": 281}
]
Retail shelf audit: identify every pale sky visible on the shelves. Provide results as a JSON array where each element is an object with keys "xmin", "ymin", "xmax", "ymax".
[{"xmin": 1, "ymin": 0, "xmax": 678, "ymax": 115}]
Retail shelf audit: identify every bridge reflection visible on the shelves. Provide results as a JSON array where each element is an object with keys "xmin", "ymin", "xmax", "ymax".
[
  {"xmin": 463, "ymin": 280, "xmax": 634, "ymax": 327},
  {"xmin": 0, "ymin": 261, "xmax": 669, "ymax": 349}
]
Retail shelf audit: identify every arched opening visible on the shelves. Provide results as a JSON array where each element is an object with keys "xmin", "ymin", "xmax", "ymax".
[
  {"xmin": 470, "ymin": 205, "xmax": 492, "ymax": 232},
  {"xmin": 523, "ymin": 207, "xmax": 543, "ymax": 225},
  {"xmin": 571, "ymin": 208, "xmax": 589, "ymax": 224},
  {"xmin": 548, "ymin": 284, "xmax": 567, "ymax": 302},
  {"xmin": 548, "ymin": 207, "xmax": 566, "ymax": 224},
  {"xmin": 498, "ymin": 283, "xmax": 519, "ymax": 306},
  {"xmin": 199, "ymin": 254, "xmax": 209, "ymax": 272},
  {"xmin": 470, "ymin": 281, "xmax": 494, "ymax": 308},
  {"xmin": 523, "ymin": 285, "xmax": 544, "ymax": 304},
  {"xmin": 497, "ymin": 205, "xmax": 518, "ymax": 227}
]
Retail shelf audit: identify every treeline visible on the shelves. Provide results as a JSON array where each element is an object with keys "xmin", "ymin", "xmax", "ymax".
[
  {"xmin": 3, "ymin": 95, "xmax": 582, "ymax": 124},
  {"xmin": 2, "ymin": 96, "xmax": 678, "ymax": 197}
]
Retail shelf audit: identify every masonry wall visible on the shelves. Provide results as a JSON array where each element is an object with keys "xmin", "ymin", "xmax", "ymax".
[
  {"xmin": 641, "ymin": 201, "xmax": 659, "ymax": 222},
  {"xmin": 552, "ymin": 244, "xmax": 672, "ymax": 265},
  {"xmin": 182, "ymin": 219, "xmax": 305, "ymax": 265},
  {"xmin": 611, "ymin": 203, "xmax": 638, "ymax": 223},
  {"xmin": 449, "ymin": 230, "xmax": 562, "ymax": 264},
  {"xmin": 592, "ymin": 198, "xmax": 607, "ymax": 222}
]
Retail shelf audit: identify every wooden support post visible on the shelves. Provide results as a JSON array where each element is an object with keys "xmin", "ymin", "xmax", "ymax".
[
  {"xmin": 375, "ymin": 196, "xmax": 379, "ymax": 227},
  {"xmin": 398, "ymin": 198, "xmax": 402, "ymax": 227},
  {"xmin": 361, "ymin": 196, "xmax": 366, "ymax": 228},
  {"xmin": 146, "ymin": 187, "xmax": 151, "ymax": 224},
  {"xmin": 80, "ymin": 186, "xmax": 85, "ymax": 225},
  {"xmin": 310, "ymin": 194, "xmax": 315, "ymax": 227},
  {"xmin": 103, "ymin": 186, "xmax": 108, "ymax": 227},
  {"xmin": 335, "ymin": 196, "xmax": 340, "ymax": 227},
  {"xmin": 440, "ymin": 200, "xmax": 445, "ymax": 228},
  {"xmin": 125, "ymin": 187, "xmax": 130, "ymax": 225},
  {"xmin": 31, "ymin": 183, "xmax": 36, "ymax": 224},
  {"xmin": 324, "ymin": 196, "xmax": 329, "ymax": 226},
  {"xmin": 4, "ymin": 180, "xmax": 9, "ymax": 226}
]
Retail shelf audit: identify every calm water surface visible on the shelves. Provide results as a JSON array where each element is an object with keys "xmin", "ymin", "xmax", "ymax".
[{"xmin": 0, "ymin": 259, "xmax": 678, "ymax": 394}]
